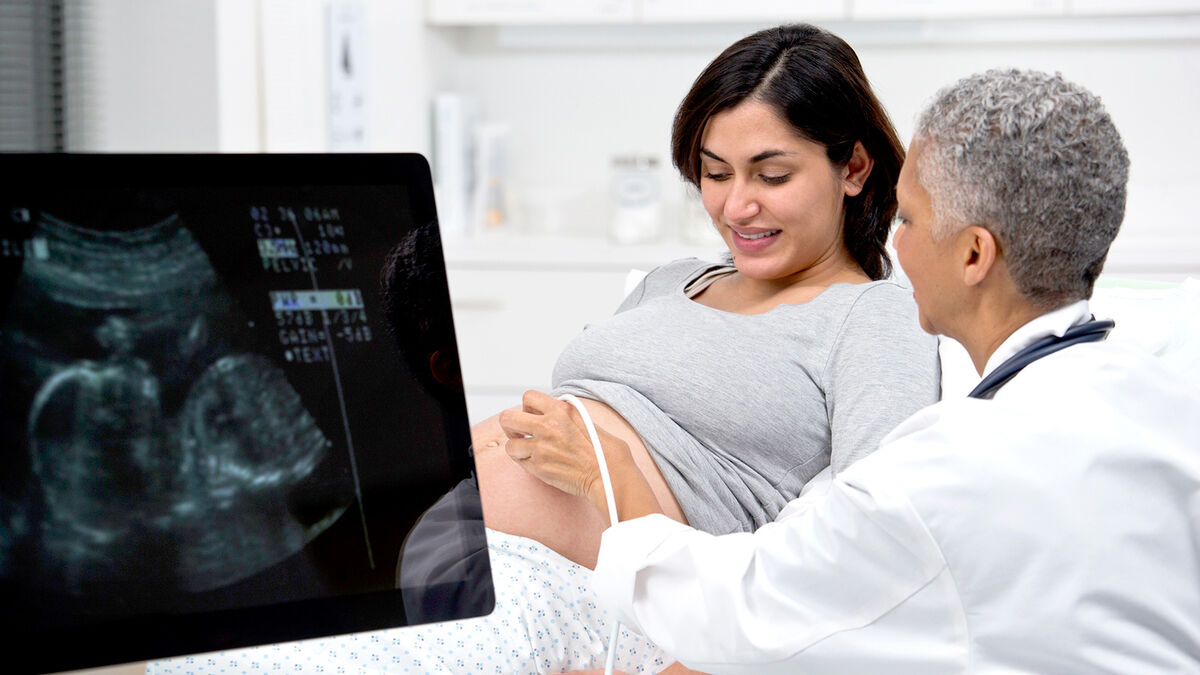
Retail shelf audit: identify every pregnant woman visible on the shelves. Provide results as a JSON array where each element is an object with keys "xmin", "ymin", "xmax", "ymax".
[{"xmin": 474, "ymin": 23, "xmax": 937, "ymax": 569}]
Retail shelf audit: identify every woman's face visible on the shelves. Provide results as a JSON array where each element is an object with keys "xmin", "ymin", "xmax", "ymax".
[{"xmin": 699, "ymin": 99, "xmax": 861, "ymax": 283}]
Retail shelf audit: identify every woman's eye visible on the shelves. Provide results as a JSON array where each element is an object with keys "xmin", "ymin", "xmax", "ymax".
[
  {"xmin": 761, "ymin": 174, "xmax": 790, "ymax": 185},
  {"xmin": 702, "ymin": 171, "xmax": 730, "ymax": 182}
]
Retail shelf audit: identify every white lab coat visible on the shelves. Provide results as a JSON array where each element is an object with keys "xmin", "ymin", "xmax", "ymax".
[{"xmin": 593, "ymin": 302, "xmax": 1200, "ymax": 673}]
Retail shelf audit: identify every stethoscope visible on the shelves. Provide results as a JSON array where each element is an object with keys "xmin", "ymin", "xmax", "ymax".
[{"xmin": 968, "ymin": 318, "xmax": 1115, "ymax": 400}]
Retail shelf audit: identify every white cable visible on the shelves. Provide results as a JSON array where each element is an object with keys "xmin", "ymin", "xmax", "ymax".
[{"xmin": 558, "ymin": 393, "xmax": 620, "ymax": 675}]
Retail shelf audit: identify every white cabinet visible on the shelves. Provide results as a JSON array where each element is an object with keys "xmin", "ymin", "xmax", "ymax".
[
  {"xmin": 447, "ymin": 266, "xmax": 628, "ymax": 392},
  {"xmin": 427, "ymin": 0, "xmax": 636, "ymax": 25},
  {"xmin": 851, "ymin": 0, "xmax": 1065, "ymax": 20},
  {"xmin": 447, "ymin": 265, "xmax": 636, "ymax": 424},
  {"xmin": 638, "ymin": 0, "xmax": 847, "ymax": 23},
  {"xmin": 442, "ymin": 233, "xmax": 721, "ymax": 423}
]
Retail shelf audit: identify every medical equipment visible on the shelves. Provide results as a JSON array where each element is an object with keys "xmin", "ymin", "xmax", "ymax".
[
  {"xmin": 969, "ymin": 318, "xmax": 1115, "ymax": 399},
  {"xmin": 558, "ymin": 393, "xmax": 622, "ymax": 675},
  {"xmin": 0, "ymin": 152, "xmax": 493, "ymax": 673}
]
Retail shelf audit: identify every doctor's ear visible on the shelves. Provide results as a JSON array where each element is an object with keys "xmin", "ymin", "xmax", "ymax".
[
  {"xmin": 960, "ymin": 225, "xmax": 999, "ymax": 287},
  {"xmin": 841, "ymin": 141, "xmax": 873, "ymax": 197}
]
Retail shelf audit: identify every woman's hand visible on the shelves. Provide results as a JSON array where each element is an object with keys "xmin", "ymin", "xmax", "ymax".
[
  {"xmin": 500, "ymin": 390, "xmax": 668, "ymax": 525},
  {"xmin": 498, "ymin": 391, "xmax": 629, "ymax": 514}
]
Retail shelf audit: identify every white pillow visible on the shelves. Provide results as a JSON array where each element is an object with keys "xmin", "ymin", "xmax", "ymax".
[
  {"xmin": 938, "ymin": 277, "xmax": 1200, "ymax": 400},
  {"xmin": 1092, "ymin": 277, "xmax": 1200, "ymax": 385},
  {"xmin": 624, "ymin": 268, "xmax": 649, "ymax": 297}
]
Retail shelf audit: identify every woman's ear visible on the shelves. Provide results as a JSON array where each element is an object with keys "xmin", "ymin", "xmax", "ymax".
[{"xmin": 842, "ymin": 141, "xmax": 873, "ymax": 197}]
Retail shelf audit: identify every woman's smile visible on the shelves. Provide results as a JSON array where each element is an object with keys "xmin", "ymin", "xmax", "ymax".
[{"xmin": 730, "ymin": 227, "xmax": 782, "ymax": 252}]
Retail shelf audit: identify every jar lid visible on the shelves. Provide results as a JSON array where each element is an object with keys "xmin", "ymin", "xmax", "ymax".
[{"xmin": 611, "ymin": 155, "xmax": 659, "ymax": 170}]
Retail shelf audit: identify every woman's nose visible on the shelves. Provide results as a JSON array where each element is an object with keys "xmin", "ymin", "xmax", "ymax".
[{"xmin": 723, "ymin": 180, "xmax": 760, "ymax": 222}]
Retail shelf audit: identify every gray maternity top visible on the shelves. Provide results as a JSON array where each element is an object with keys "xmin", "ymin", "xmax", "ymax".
[{"xmin": 551, "ymin": 258, "xmax": 939, "ymax": 535}]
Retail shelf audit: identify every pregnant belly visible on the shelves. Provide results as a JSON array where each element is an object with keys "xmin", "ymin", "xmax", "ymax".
[{"xmin": 472, "ymin": 397, "xmax": 686, "ymax": 569}]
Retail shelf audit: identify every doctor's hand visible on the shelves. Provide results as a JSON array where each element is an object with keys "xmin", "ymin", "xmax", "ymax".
[{"xmin": 498, "ymin": 390, "xmax": 625, "ymax": 513}]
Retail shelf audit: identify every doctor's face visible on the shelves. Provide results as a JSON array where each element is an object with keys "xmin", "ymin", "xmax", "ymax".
[{"xmin": 893, "ymin": 142, "xmax": 959, "ymax": 336}]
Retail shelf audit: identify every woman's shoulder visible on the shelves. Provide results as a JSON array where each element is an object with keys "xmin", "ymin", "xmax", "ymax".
[
  {"xmin": 821, "ymin": 279, "xmax": 926, "ymax": 334},
  {"xmin": 828, "ymin": 278, "xmax": 916, "ymax": 309},
  {"xmin": 647, "ymin": 257, "xmax": 727, "ymax": 282},
  {"xmin": 629, "ymin": 257, "xmax": 728, "ymax": 298},
  {"xmin": 837, "ymin": 277, "xmax": 912, "ymax": 300},
  {"xmin": 819, "ymin": 279, "xmax": 939, "ymax": 385}
]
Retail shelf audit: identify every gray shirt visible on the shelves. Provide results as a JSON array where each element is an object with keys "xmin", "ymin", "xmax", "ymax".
[{"xmin": 552, "ymin": 258, "xmax": 939, "ymax": 535}]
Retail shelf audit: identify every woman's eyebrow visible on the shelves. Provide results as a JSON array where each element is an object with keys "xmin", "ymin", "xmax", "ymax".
[
  {"xmin": 700, "ymin": 148, "xmax": 792, "ymax": 164},
  {"xmin": 749, "ymin": 149, "xmax": 790, "ymax": 163}
]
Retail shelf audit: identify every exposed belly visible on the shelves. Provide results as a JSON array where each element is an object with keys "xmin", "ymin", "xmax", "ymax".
[{"xmin": 471, "ymin": 397, "xmax": 686, "ymax": 569}]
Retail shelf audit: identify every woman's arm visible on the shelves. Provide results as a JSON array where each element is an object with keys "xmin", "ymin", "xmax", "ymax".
[
  {"xmin": 824, "ymin": 285, "xmax": 941, "ymax": 471},
  {"xmin": 499, "ymin": 390, "xmax": 665, "ymax": 523}
]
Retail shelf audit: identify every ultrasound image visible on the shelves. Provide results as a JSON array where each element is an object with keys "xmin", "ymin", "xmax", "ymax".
[
  {"xmin": 0, "ymin": 213, "xmax": 347, "ymax": 601},
  {"xmin": 0, "ymin": 155, "xmax": 487, "ymax": 675}
]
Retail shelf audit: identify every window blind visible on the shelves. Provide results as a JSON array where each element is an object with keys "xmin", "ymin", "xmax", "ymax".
[{"xmin": 0, "ymin": 0, "xmax": 66, "ymax": 151}]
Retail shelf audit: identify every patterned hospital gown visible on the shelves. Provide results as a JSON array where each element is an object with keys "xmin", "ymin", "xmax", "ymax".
[{"xmin": 146, "ymin": 530, "xmax": 671, "ymax": 674}]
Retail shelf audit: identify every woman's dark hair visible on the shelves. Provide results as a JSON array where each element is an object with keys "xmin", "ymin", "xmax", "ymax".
[{"xmin": 671, "ymin": 24, "xmax": 904, "ymax": 280}]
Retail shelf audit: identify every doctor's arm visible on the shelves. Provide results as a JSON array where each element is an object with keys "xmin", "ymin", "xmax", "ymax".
[{"xmin": 591, "ymin": 475, "xmax": 950, "ymax": 672}]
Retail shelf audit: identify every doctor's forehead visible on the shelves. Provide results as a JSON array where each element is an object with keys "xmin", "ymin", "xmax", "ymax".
[
  {"xmin": 896, "ymin": 152, "xmax": 919, "ymax": 200},
  {"xmin": 895, "ymin": 153, "xmax": 935, "ymax": 223},
  {"xmin": 899, "ymin": 137, "xmax": 933, "ymax": 186}
]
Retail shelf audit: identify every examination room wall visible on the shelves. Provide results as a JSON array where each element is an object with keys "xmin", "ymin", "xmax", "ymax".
[
  {"xmin": 68, "ymin": 3, "xmax": 1200, "ymax": 277},
  {"xmin": 63, "ymin": 0, "xmax": 1200, "ymax": 425},
  {"xmin": 437, "ymin": 21, "xmax": 1200, "ymax": 277}
]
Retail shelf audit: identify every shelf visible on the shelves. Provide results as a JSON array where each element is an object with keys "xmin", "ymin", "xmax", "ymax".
[
  {"xmin": 1069, "ymin": 0, "xmax": 1200, "ymax": 15},
  {"xmin": 427, "ymin": 0, "xmax": 636, "ymax": 25},
  {"xmin": 440, "ymin": 230, "xmax": 1200, "ymax": 280},
  {"xmin": 440, "ymin": 231, "xmax": 726, "ymax": 271},
  {"xmin": 639, "ymin": 0, "xmax": 847, "ymax": 23},
  {"xmin": 428, "ymin": 0, "xmax": 1200, "ymax": 27},
  {"xmin": 851, "ymin": 0, "xmax": 1065, "ymax": 20}
]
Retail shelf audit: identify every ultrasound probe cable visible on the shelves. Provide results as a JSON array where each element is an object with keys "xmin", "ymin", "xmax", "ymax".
[{"xmin": 557, "ymin": 394, "xmax": 621, "ymax": 675}]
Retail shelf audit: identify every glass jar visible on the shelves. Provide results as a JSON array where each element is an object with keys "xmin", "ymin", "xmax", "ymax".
[{"xmin": 609, "ymin": 154, "xmax": 662, "ymax": 245}]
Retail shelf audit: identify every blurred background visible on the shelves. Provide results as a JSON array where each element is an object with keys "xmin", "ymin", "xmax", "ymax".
[
  {"xmin": 3, "ymin": 0, "xmax": 1199, "ymax": 428},
  {"xmin": 1, "ymin": 3, "xmax": 1198, "ymax": 672}
]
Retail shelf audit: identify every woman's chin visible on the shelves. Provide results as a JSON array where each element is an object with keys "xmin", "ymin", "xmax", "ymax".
[{"xmin": 730, "ymin": 258, "xmax": 791, "ymax": 281}]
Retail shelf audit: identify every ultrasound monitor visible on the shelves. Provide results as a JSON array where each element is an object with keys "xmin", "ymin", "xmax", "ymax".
[{"xmin": 0, "ymin": 153, "xmax": 492, "ymax": 673}]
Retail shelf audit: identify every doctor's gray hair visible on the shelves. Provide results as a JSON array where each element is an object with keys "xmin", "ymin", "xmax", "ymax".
[{"xmin": 913, "ymin": 69, "xmax": 1129, "ymax": 309}]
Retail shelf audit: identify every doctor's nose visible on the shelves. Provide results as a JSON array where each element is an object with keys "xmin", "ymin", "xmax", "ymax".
[{"xmin": 892, "ymin": 222, "xmax": 907, "ymax": 250}]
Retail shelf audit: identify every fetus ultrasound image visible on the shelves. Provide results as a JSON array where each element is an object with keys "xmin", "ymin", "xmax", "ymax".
[{"xmin": 0, "ymin": 155, "xmax": 487, "ymax": 672}]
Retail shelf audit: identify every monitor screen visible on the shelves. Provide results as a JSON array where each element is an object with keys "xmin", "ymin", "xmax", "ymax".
[{"xmin": 0, "ymin": 153, "xmax": 491, "ymax": 673}]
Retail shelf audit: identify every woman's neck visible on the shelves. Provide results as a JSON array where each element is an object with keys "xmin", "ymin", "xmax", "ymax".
[{"xmin": 698, "ymin": 257, "xmax": 870, "ymax": 314}]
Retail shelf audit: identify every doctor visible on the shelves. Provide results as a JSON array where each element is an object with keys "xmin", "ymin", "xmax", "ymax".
[{"xmin": 504, "ymin": 69, "xmax": 1200, "ymax": 673}]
